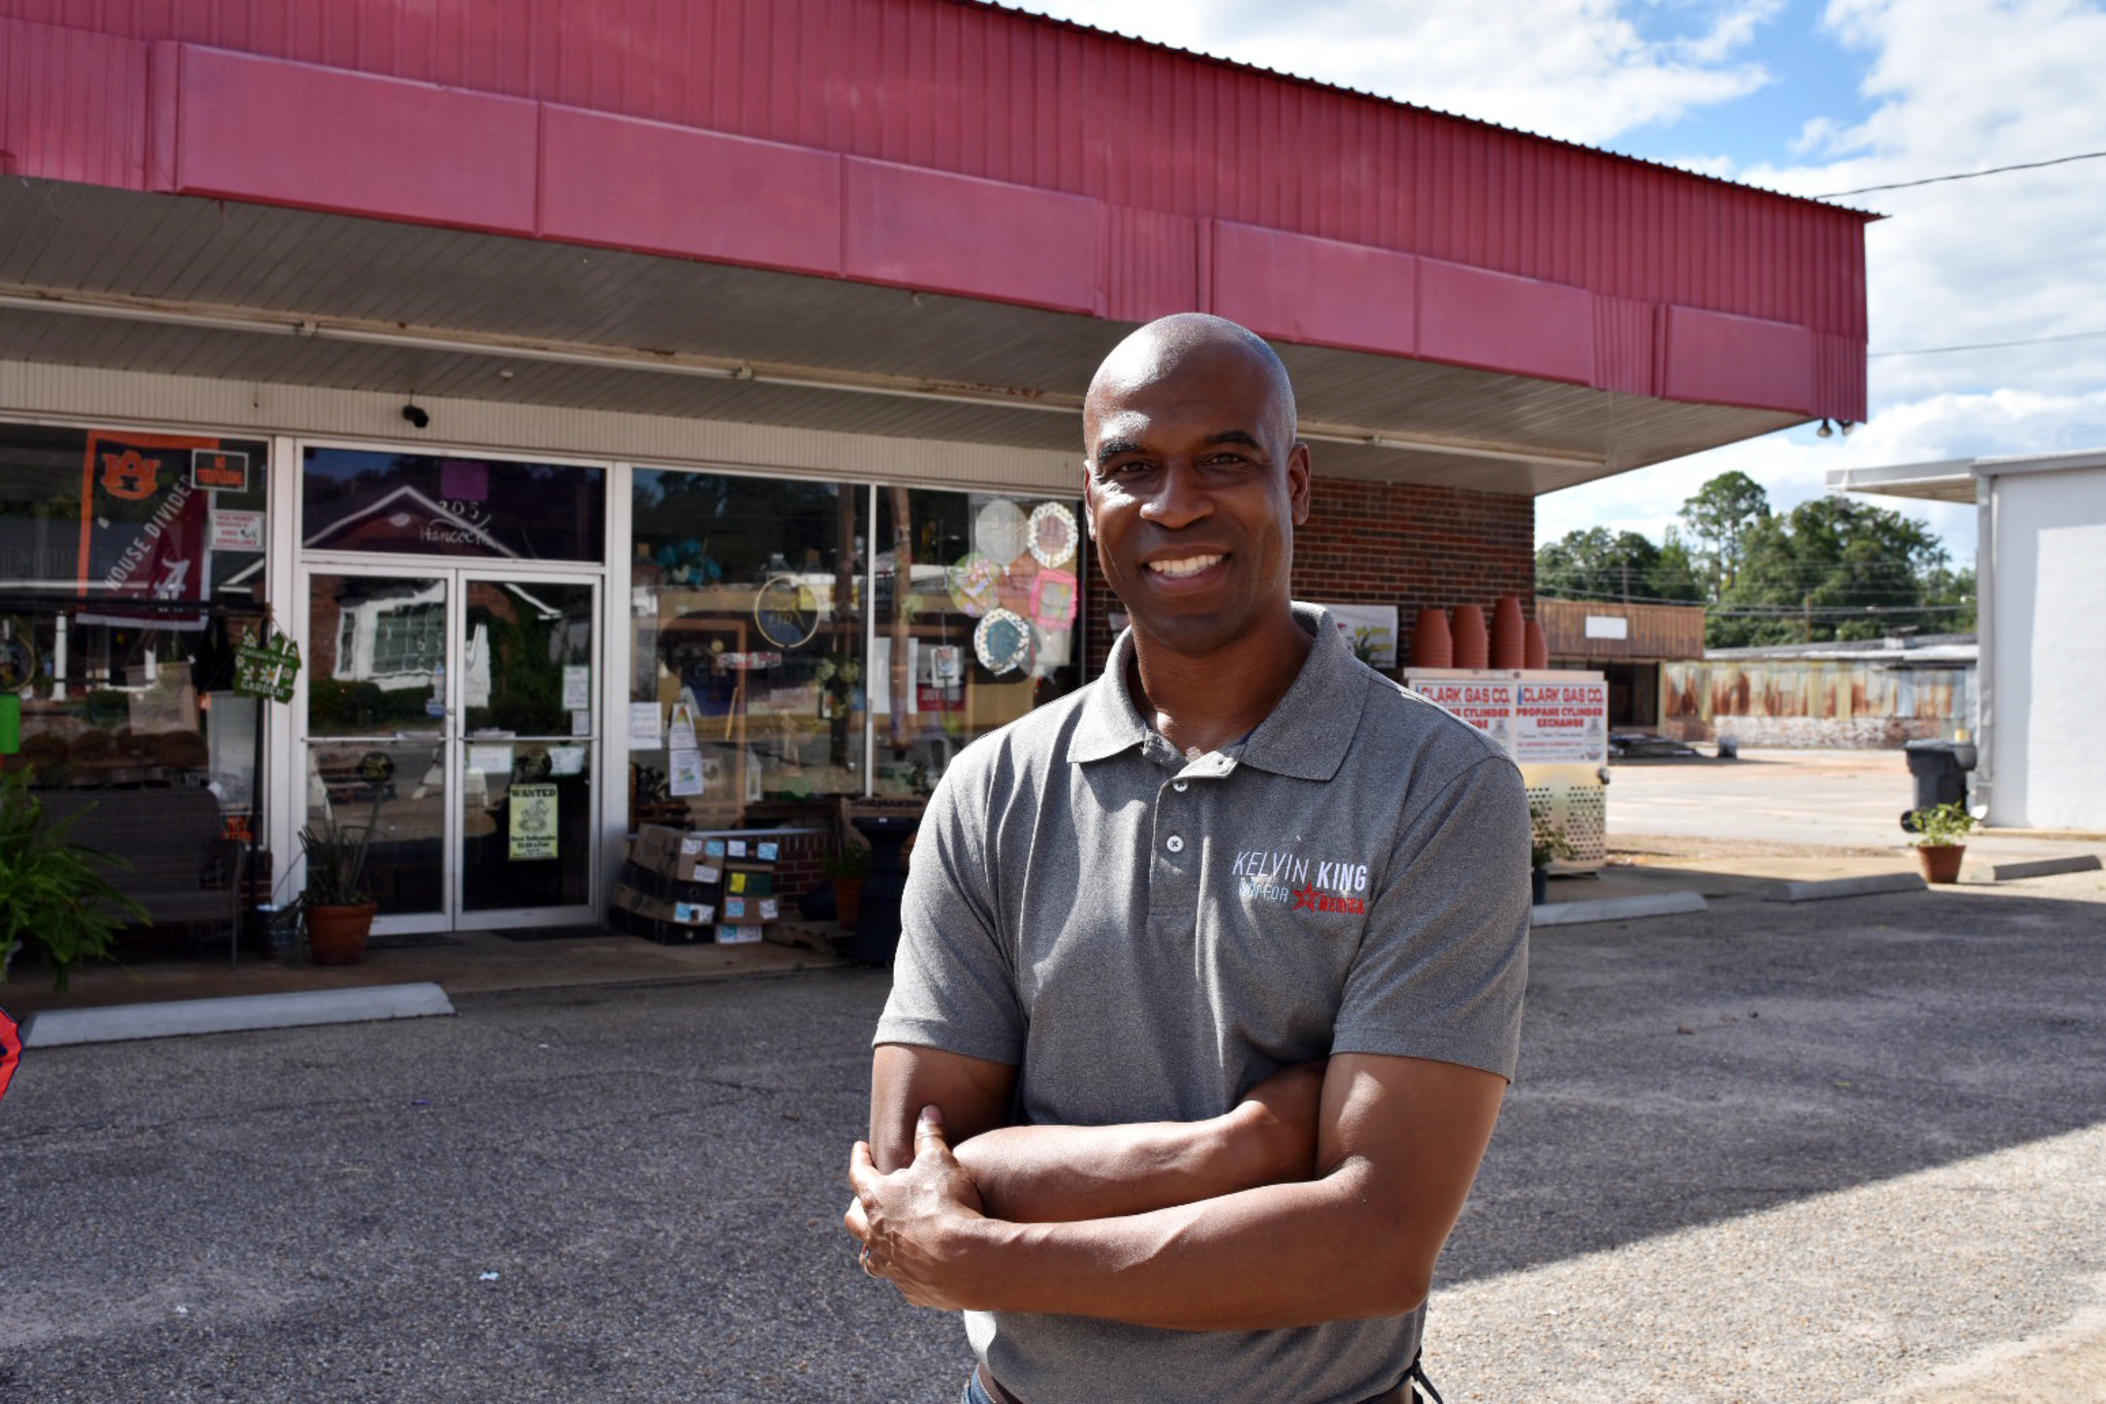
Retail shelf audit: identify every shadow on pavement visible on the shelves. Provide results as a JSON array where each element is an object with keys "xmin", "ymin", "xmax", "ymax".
[{"xmin": 1444, "ymin": 883, "xmax": 2106, "ymax": 1287}]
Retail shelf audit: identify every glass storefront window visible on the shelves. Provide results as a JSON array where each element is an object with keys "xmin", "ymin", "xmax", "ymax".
[
  {"xmin": 872, "ymin": 486, "xmax": 1086, "ymax": 797},
  {"xmin": 0, "ymin": 422, "xmax": 271, "ymax": 838},
  {"xmin": 302, "ymin": 448, "xmax": 605, "ymax": 562},
  {"xmin": 628, "ymin": 470, "xmax": 867, "ymax": 831}
]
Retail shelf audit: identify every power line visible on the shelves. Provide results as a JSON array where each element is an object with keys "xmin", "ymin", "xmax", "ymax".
[
  {"xmin": 1811, "ymin": 149, "xmax": 2106, "ymax": 198},
  {"xmin": 1870, "ymin": 327, "xmax": 2106, "ymax": 358}
]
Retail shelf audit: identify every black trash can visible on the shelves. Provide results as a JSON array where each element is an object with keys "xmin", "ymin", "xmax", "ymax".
[{"xmin": 1901, "ymin": 739, "xmax": 1976, "ymax": 831}]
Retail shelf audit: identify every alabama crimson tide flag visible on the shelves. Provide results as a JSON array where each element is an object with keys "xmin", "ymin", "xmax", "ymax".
[{"xmin": 75, "ymin": 431, "xmax": 217, "ymax": 630}]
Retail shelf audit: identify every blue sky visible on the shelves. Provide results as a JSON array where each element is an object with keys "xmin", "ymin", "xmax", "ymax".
[{"xmin": 1018, "ymin": 0, "xmax": 2106, "ymax": 573}]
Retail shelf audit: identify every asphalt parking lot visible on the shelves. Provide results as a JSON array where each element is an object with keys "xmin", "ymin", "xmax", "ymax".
[{"xmin": 5, "ymin": 863, "xmax": 2104, "ymax": 1403}]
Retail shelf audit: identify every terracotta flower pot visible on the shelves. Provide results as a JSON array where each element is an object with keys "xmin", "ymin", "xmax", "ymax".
[
  {"xmin": 306, "ymin": 903, "xmax": 377, "ymax": 965},
  {"xmin": 1524, "ymin": 618, "xmax": 1549, "ymax": 670},
  {"xmin": 1410, "ymin": 608, "xmax": 1453, "ymax": 668},
  {"xmin": 1490, "ymin": 595, "xmax": 1526, "ymax": 669},
  {"xmin": 1450, "ymin": 605, "xmax": 1489, "ymax": 669},
  {"xmin": 1916, "ymin": 845, "xmax": 1965, "ymax": 885}
]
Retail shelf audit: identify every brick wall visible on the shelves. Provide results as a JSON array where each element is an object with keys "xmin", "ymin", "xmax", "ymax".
[{"xmin": 1084, "ymin": 477, "xmax": 1536, "ymax": 672}]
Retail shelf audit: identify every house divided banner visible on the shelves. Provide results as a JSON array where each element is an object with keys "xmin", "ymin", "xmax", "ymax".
[{"xmin": 75, "ymin": 431, "xmax": 221, "ymax": 630}]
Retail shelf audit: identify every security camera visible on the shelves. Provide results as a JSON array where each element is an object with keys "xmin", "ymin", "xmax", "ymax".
[{"xmin": 401, "ymin": 403, "xmax": 430, "ymax": 429}]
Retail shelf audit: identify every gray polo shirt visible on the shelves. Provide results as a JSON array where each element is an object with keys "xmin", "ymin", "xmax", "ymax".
[{"xmin": 875, "ymin": 603, "xmax": 1529, "ymax": 1404}]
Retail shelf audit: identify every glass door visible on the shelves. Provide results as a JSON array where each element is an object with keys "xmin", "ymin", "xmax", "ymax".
[
  {"xmin": 301, "ymin": 566, "xmax": 599, "ymax": 933},
  {"xmin": 455, "ymin": 573, "xmax": 598, "ymax": 927},
  {"xmin": 303, "ymin": 569, "xmax": 454, "ymax": 933}
]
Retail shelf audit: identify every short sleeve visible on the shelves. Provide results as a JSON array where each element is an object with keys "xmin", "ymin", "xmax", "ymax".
[
  {"xmin": 1330, "ymin": 755, "xmax": 1530, "ymax": 1080},
  {"xmin": 871, "ymin": 762, "xmax": 1027, "ymax": 1066}
]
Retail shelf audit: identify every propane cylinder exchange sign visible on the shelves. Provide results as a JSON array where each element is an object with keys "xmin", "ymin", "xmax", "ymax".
[{"xmin": 1513, "ymin": 681, "xmax": 1608, "ymax": 764}]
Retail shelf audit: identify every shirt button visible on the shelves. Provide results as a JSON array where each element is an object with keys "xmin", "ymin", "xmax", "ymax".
[
  {"xmin": 1165, "ymin": 835, "xmax": 1185, "ymax": 854},
  {"xmin": 1173, "ymin": 780, "xmax": 1189, "ymax": 793}
]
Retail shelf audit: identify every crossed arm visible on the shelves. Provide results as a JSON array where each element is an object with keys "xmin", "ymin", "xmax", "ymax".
[{"xmin": 845, "ymin": 1042, "xmax": 1507, "ymax": 1331}]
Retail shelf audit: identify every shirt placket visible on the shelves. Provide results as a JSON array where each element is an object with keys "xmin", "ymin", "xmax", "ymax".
[{"xmin": 1145, "ymin": 741, "xmax": 1237, "ymax": 940}]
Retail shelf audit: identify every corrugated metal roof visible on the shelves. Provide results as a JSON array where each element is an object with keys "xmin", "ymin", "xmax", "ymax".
[
  {"xmin": 966, "ymin": 0, "xmax": 1881, "ymax": 218},
  {"xmin": 0, "ymin": 179, "xmax": 1800, "ymax": 496}
]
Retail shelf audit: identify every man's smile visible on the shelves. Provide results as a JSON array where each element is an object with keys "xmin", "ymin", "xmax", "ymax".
[{"xmin": 1146, "ymin": 552, "xmax": 1227, "ymax": 580}]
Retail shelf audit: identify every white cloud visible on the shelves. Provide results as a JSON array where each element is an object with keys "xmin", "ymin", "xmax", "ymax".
[
  {"xmin": 1546, "ymin": 0, "xmax": 2106, "ymax": 563},
  {"xmin": 1021, "ymin": 0, "xmax": 2106, "ymax": 568},
  {"xmin": 1014, "ymin": 0, "xmax": 1781, "ymax": 144}
]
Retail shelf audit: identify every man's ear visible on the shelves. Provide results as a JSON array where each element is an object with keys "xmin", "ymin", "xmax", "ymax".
[
  {"xmin": 1079, "ymin": 458, "xmax": 1097, "ymax": 535},
  {"xmin": 1286, "ymin": 440, "xmax": 1313, "ymax": 526}
]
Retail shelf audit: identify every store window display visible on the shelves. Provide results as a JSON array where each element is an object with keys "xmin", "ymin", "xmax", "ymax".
[
  {"xmin": 0, "ymin": 421, "xmax": 271, "ymax": 838},
  {"xmin": 871, "ymin": 487, "xmax": 1085, "ymax": 798},
  {"xmin": 629, "ymin": 470, "xmax": 868, "ymax": 832}
]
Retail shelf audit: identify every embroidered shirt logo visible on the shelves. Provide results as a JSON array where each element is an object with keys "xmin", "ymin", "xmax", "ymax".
[{"xmin": 1234, "ymin": 847, "xmax": 1370, "ymax": 916}]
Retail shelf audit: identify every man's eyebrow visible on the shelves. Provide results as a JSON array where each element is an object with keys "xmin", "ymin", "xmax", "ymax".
[
  {"xmin": 1200, "ymin": 430, "xmax": 1264, "ymax": 451},
  {"xmin": 1093, "ymin": 437, "xmax": 1146, "ymax": 467}
]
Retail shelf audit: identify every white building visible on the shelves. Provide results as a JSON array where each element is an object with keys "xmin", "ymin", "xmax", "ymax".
[{"xmin": 1831, "ymin": 450, "xmax": 2106, "ymax": 831}]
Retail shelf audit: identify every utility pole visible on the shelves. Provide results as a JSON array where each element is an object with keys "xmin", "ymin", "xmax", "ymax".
[{"xmin": 1803, "ymin": 594, "xmax": 1813, "ymax": 644}]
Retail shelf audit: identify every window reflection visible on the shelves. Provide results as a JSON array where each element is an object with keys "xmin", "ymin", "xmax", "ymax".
[
  {"xmin": 629, "ymin": 471, "xmax": 867, "ymax": 831},
  {"xmin": 302, "ymin": 449, "xmax": 605, "ymax": 562},
  {"xmin": 872, "ymin": 488, "xmax": 1085, "ymax": 798}
]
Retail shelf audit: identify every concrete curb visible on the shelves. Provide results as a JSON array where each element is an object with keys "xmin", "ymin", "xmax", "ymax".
[
  {"xmin": 21, "ymin": 983, "xmax": 455, "ymax": 1047},
  {"xmin": 1961, "ymin": 853, "xmax": 2105, "ymax": 883},
  {"xmin": 1532, "ymin": 891, "xmax": 1708, "ymax": 926},
  {"xmin": 1764, "ymin": 872, "xmax": 1927, "ymax": 903}
]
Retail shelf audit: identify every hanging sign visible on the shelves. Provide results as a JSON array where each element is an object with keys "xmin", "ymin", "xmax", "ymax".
[
  {"xmin": 190, "ymin": 449, "xmax": 251, "ymax": 493},
  {"xmin": 233, "ymin": 631, "xmax": 302, "ymax": 704},
  {"xmin": 508, "ymin": 783, "xmax": 559, "ymax": 860}
]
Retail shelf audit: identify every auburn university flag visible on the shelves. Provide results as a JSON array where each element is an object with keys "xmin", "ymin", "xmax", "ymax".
[{"xmin": 75, "ymin": 431, "xmax": 218, "ymax": 629}]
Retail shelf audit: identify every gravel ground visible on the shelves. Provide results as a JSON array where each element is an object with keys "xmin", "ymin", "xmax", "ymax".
[{"xmin": 3, "ymin": 871, "xmax": 2103, "ymax": 1402}]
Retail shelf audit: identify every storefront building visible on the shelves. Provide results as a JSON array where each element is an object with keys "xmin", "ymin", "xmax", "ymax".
[{"xmin": 0, "ymin": 0, "xmax": 1872, "ymax": 942}]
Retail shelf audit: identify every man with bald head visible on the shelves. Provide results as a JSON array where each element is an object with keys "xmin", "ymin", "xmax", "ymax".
[{"xmin": 848, "ymin": 314, "xmax": 1529, "ymax": 1403}]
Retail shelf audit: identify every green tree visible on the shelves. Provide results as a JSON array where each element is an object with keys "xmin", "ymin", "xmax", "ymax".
[
  {"xmin": 1535, "ymin": 528, "xmax": 1702, "ymax": 602},
  {"xmin": 1708, "ymin": 496, "xmax": 1960, "ymax": 648},
  {"xmin": 1678, "ymin": 471, "xmax": 1771, "ymax": 598}
]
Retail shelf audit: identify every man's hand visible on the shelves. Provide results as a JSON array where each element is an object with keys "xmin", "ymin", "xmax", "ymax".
[{"xmin": 846, "ymin": 1106, "xmax": 992, "ymax": 1310}]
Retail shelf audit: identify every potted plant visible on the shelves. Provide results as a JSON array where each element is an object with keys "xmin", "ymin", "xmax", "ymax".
[
  {"xmin": 1907, "ymin": 800, "xmax": 1978, "ymax": 884},
  {"xmin": 1529, "ymin": 799, "xmax": 1574, "ymax": 906},
  {"xmin": 826, "ymin": 842, "xmax": 873, "ymax": 929},
  {"xmin": 299, "ymin": 815, "xmax": 377, "ymax": 964},
  {"xmin": 0, "ymin": 769, "xmax": 145, "ymax": 992}
]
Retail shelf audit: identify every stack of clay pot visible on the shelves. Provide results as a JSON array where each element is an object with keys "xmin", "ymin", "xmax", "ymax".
[
  {"xmin": 1449, "ymin": 604, "xmax": 1489, "ymax": 668},
  {"xmin": 1408, "ymin": 598, "xmax": 1546, "ymax": 671},
  {"xmin": 1409, "ymin": 607, "xmax": 1453, "ymax": 667}
]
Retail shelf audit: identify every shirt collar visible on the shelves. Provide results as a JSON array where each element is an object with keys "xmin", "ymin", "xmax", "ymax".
[{"xmin": 1067, "ymin": 603, "xmax": 1368, "ymax": 781}]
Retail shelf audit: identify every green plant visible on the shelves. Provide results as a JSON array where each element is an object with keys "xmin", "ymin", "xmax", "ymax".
[
  {"xmin": 1908, "ymin": 801, "xmax": 1978, "ymax": 848},
  {"xmin": 0, "ymin": 769, "xmax": 146, "ymax": 992},
  {"xmin": 299, "ymin": 814, "xmax": 376, "ymax": 906},
  {"xmin": 1530, "ymin": 798, "xmax": 1575, "ymax": 869}
]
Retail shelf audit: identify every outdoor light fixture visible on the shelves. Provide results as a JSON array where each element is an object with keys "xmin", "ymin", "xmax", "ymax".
[
  {"xmin": 401, "ymin": 401, "xmax": 431, "ymax": 429},
  {"xmin": 1817, "ymin": 419, "xmax": 1834, "ymax": 438}
]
